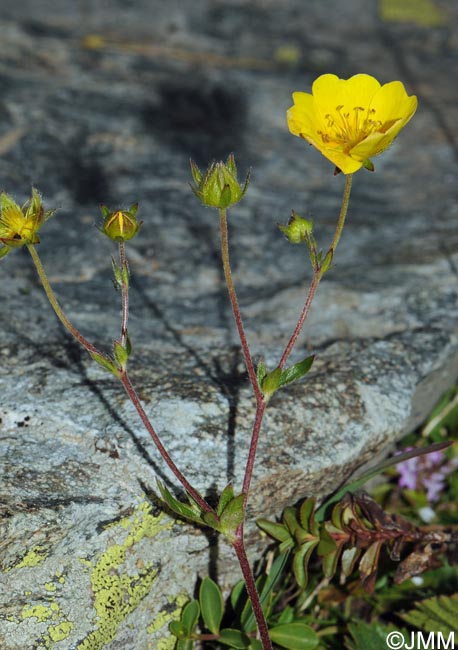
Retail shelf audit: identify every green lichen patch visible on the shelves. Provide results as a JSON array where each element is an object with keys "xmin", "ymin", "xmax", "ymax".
[
  {"xmin": 21, "ymin": 603, "xmax": 58, "ymax": 623},
  {"xmin": 147, "ymin": 591, "xmax": 189, "ymax": 636},
  {"xmin": 45, "ymin": 621, "xmax": 74, "ymax": 643},
  {"xmin": 7, "ymin": 545, "xmax": 49, "ymax": 570},
  {"xmin": 77, "ymin": 498, "xmax": 173, "ymax": 650}
]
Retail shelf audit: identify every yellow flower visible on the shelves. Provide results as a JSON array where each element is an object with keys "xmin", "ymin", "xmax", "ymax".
[
  {"xmin": 287, "ymin": 73, "xmax": 417, "ymax": 174},
  {"xmin": 0, "ymin": 188, "xmax": 54, "ymax": 258}
]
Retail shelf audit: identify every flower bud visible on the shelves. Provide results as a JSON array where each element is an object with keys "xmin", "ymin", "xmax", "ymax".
[
  {"xmin": 100, "ymin": 203, "xmax": 141, "ymax": 242},
  {"xmin": 190, "ymin": 154, "xmax": 250, "ymax": 209},
  {"xmin": 278, "ymin": 211, "xmax": 313, "ymax": 244}
]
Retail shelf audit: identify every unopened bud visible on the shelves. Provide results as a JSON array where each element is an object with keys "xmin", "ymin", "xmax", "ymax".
[
  {"xmin": 278, "ymin": 211, "xmax": 313, "ymax": 244},
  {"xmin": 100, "ymin": 203, "xmax": 141, "ymax": 242},
  {"xmin": 190, "ymin": 154, "xmax": 250, "ymax": 209}
]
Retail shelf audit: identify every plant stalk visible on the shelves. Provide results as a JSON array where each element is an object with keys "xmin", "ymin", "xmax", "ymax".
[
  {"xmin": 118, "ymin": 240, "xmax": 129, "ymax": 347},
  {"xmin": 278, "ymin": 173, "xmax": 353, "ymax": 369},
  {"xmin": 27, "ymin": 244, "xmax": 105, "ymax": 358},
  {"xmin": 120, "ymin": 371, "xmax": 212, "ymax": 514},
  {"xmin": 219, "ymin": 208, "xmax": 263, "ymax": 405},
  {"xmin": 233, "ymin": 533, "xmax": 273, "ymax": 650}
]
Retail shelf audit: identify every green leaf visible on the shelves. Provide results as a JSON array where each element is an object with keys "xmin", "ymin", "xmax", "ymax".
[
  {"xmin": 200, "ymin": 577, "xmax": 223, "ymax": 634},
  {"xmin": 218, "ymin": 628, "xmax": 250, "ymax": 649},
  {"xmin": 169, "ymin": 620, "xmax": 187, "ymax": 639},
  {"xmin": 181, "ymin": 599, "xmax": 200, "ymax": 634},
  {"xmin": 230, "ymin": 579, "xmax": 246, "ymax": 613},
  {"xmin": 256, "ymin": 360, "xmax": 267, "ymax": 388},
  {"xmin": 89, "ymin": 351, "xmax": 120, "ymax": 377},
  {"xmin": 111, "ymin": 257, "xmax": 122, "ymax": 287},
  {"xmin": 242, "ymin": 552, "xmax": 289, "ymax": 633},
  {"xmin": 278, "ymin": 356, "xmax": 315, "ymax": 388},
  {"xmin": 269, "ymin": 623, "xmax": 319, "ymax": 650},
  {"xmin": 320, "ymin": 248, "xmax": 333, "ymax": 275},
  {"xmin": 278, "ymin": 606, "xmax": 294, "ymax": 625},
  {"xmin": 0, "ymin": 245, "xmax": 11, "ymax": 259},
  {"xmin": 401, "ymin": 593, "xmax": 458, "ymax": 634},
  {"xmin": 113, "ymin": 340, "xmax": 130, "ymax": 368},
  {"xmin": 177, "ymin": 640, "xmax": 195, "ymax": 650},
  {"xmin": 217, "ymin": 483, "xmax": 235, "ymax": 517},
  {"xmin": 345, "ymin": 621, "xmax": 408, "ymax": 650},
  {"xmin": 256, "ymin": 519, "xmax": 293, "ymax": 545},
  {"xmin": 283, "ymin": 507, "xmax": 301, "ymax": 537},
  {"xmin": 156, "ymin": 480, "xmax": 204, "ymax": 525},
  {"xmin": 219, "ymin": 494, "xmax": 245, "ymax": 537},
  {"xmin": 298, "ymin": 498, "xmax": 317, "ymax": 531},
  {"xmin": 261, "ymin": 367, "xmax": 282, "ymax": 398},
  {"xmin": 292, "ymin": 540, "xmax": 319, "ymax": 588},
  {"xmin": 249, "ymin": 641, "xmax": 263, "ymax": 650}
]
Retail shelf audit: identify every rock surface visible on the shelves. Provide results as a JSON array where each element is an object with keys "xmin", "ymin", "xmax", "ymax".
[{"xmin": 0, "ymin": 1, "xmax": 457, "ymax": 649}]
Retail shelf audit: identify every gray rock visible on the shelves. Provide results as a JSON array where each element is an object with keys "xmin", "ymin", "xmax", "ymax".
[{"xmin": 0, "ymin": 1, "xmax": 457, "ymax": 649}]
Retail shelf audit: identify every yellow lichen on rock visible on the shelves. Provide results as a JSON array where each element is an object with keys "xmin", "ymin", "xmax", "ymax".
[{"xmin": 77, "ymin": 498, "xmax": 173, "ymax": 650}]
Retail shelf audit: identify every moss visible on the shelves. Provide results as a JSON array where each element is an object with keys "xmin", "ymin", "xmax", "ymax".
[{"xmin": 77, "ymin": 498, "xmax": 173, "ymax": 650}]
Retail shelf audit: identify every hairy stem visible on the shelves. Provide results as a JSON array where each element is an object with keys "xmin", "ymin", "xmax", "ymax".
[
  {"xmin": 120, "ymin": 371, "xmax": 212, "ymax": 513},
  {"xmin": 278, "ymin": 173, "xmax": 353, "ymax": 369},
  {"xmin": 233, "ymin": 532, "xmax": 273, "ymax": 650},
  {"xmin": 27, "ymin": 244, "xmax": 105, "ymax": 358},
  {"xmin": 242, "ymin": 401, "xmax": 266, "ymax": 502},
  {"xmin": 219, "ymin": 208, "xmax": 263, "ymax": 404},
  {"xmin": 118, "ymin": 240, "xmax": 129, "ymax": 347}
]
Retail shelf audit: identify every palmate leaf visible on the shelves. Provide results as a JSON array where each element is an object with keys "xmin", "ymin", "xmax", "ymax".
[{"xmin": 401, "ymin": 593, "xmax": 458, "ymax": 634}]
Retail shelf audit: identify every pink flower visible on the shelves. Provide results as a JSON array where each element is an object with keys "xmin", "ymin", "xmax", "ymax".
[{"xmin": 396, "ymin": 449, "xmax": 458, "ymax": 502}]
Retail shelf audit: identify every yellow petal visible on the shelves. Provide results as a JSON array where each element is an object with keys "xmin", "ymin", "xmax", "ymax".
[
  {"xmin": 312, "ymin": 73, "xmax": 381, "ymax": 115},
  {"xmin": 349, "ymin": 129, "xmax": 399, "ymax": 160},
  {"xmin": 317, "ymin": 147, "xmax": 364, "ymax": 174},
  {"xmin": 370, "ymin": 81, "xmax": 417, "ymax": 128},
  {"xmin": 287, "ymin": 101, "xmax": 318, "ymax": 139}
]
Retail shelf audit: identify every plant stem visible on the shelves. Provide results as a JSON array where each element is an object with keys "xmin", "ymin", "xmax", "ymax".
[
  {"xmin": 328, "ymin": 173, "xmax": 353, "ymax": 255},
  {"xmin": 26, "ymin": 244, "xmax": 105, "ymax": 358},
  {"xmin": 233, "ymin": 533, "xmax": 272, "ymax": 650},
  {"xmin": 278, "ymin": 173, "xmax": 353, "ymax": 369},
  {"xmin": 118, "ymin": 241, "xmax": 129, "ymax": 347},
  {"xmin": 241, "ymin": 401, "xmax": 266, "ymax": 501},
  {"xmin": 278, "ymin": 272, "xmax": 320, "ymax": 370},
  {"xmin": 120, "ymin": 371, "xmax": 212, "ymax": 514},
  {"xmin": 219, "ymin": 208, "xmax": 263, "ymax": 405},
  {"xmin": 28, "ymin": 242, "xmax": 210, "ymax": 514}
]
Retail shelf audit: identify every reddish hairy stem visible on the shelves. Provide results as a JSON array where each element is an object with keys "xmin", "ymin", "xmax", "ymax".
[
  {"xmin": 233, "ymin": 533, "xmax": 273, "ymax": 650},
  {"xmin": 219, "ymin": 209, "xmax": 263, "ymax": 404},
  {"xmin": 278, "ymin": 173, "xmax": 353, "ymax": 369},
  {"xmin": 278, "ymin": 272, "xmax": 320, "ymax": 370},
  {"xmin": 120, "ymin": 371, "xmax": 212, "ymax": 513},
  {"xmin": 242, "ymin": 401, "xmax": 266, "ymax": 502}
]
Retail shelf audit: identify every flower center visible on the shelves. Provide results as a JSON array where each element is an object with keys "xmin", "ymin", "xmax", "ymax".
[{"xmin": 318, "ymin": 105, "xmax": 383, "ymax": 152}]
